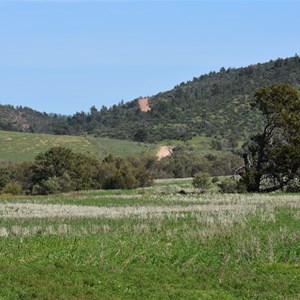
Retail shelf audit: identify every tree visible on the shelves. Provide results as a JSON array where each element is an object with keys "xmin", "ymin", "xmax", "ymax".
[
  {"xmin": 31, "ymin": 147, "xmax": 102, "ymax": 193},
  {"xmin": 32, "ymin": 147, "xmax": 77, "ymax": 183},
  {"xmin": 134, "ymin": 127, "xmax": 148, "ymax": 142},
  {"xmin": 240, "ymin": 85, "xmax": 300, "ymax": 192}
]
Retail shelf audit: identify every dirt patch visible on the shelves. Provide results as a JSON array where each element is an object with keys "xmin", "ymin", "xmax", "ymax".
[
  {"xmin": 157, "ymin": 146, "xmax": 173, "ymax": 160},
  {"xmin": 138, "ymin": 98, "xmax": 151, "ymax": 112}
]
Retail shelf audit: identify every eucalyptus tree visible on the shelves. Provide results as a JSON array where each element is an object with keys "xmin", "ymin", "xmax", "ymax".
[{"xmin": 240, "ymin": 85, "xmax": 300, "ymax": 192}]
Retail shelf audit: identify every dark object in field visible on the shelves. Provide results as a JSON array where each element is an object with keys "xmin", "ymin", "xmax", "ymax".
[{"xmin": 178, "ymin": 189, "xmax": 187, "ymax": 195}]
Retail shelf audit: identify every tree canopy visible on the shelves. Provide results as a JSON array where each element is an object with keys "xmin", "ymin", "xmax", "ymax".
[{"xmin": 240, "ymin": 84, "xmax": 300, "ymax": 192}]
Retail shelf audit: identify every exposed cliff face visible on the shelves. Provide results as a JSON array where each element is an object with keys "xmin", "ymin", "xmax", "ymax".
[
  {"xmin": 138, "ymin": 98, "xmax": 151, "ymax": 112},
  {"xmin": 156, "ymin": 146, "xmax": 173, "ymax": 160}
]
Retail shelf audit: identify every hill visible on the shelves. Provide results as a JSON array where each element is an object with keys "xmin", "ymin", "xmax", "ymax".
[
  {"xmin": 0, "ymin": 130, "xmax": 156, "ymax": 162},
  {"xmin": 80, "ymin": 55, "xmax": 300, "ymax": 146},
  {"xmin": 1, "ymin": 55, "xmax": 300, "ymax": 148},
  {"xmin": 0, "ymin": 105, "xmax": 68, "ymax": 134}
]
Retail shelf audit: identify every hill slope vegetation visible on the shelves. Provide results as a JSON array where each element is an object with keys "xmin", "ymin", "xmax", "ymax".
[{"xmin": 1, "ymin": 56, "xmax": 300, "ymax": 147}]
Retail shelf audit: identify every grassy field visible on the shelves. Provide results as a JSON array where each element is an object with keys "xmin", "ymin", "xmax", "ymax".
[
  {"xmin": 0, "ymin": 130, "xmax": 221, "ymax": 164},
  {"xmin": 0, "ymin": 130, "xmax": 157, "ymax": 162},
  {"xmin": 0, "ymin": 183, "xmax": 300, "ymax": 299}
]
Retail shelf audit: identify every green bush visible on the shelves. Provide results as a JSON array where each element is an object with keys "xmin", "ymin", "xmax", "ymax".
[
  {"xmin": 218, "ymin": 177, "xmax": 238, "ymax": 193},
  {"xmin": 192, "ymin": 172, "xmax": 211, "ymax": 193},
  {"xmin": 32, "ymin": 177, "xmax": 61, "ymax": 195},
  {"xmin": 59, "ymin": 172, "xmax": 74, "ymax": 192},
  {"xmin": 135, "ymin": 166, "xmax": 155, "ymax": 188},
  {"xmin": 2, "ymin": 182, "xmax": 23, "ymax": 195},
  {"xmin": 101, "ymin": 158, "xmax": 138, "ymax": 190}
]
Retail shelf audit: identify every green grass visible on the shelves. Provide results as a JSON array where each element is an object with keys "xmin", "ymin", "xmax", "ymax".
[
  {"xmin": 159, "ymin": 135, "xmax": 214, "ymax": 150},
  {"xmin": 86, "ymin": 135, "xmax": 156, "ymax": 159},
  {"xmin": 0, "ymin": 130, "xmax": 236, "ymax": 164},
  {"xmin": 154, "ymin": 177, "xmax": 193, "ymax": 187},
  {"xmin": 0, "ymin": 190, "xmax": 300, "ymax": 299},
  {"xmin": 0, "ymin": 130, "xmax": 157, "ymax": 162}
]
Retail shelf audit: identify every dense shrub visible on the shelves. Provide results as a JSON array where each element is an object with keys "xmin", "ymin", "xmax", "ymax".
[
  {"xmin": 0, "ymin": 162, "xmax": 34, "ymax": 193},
  {"xmin": 2, "ymin": 182, "xmax": 23, "ymax": 195},
  {"xmin": 192, "ymin": 172, "xmax": 211, "ymax": 193},
  {"xmin": 32, "ymin": 177, "xmax": 61, "ymax": 195},
  {"xmin": 218, "ymin": 178, "xmax": 238, "ymax": 193},
  {"xmin": 32, "ymin": 172, "xmax": 74, "ymax": 195},
  {"xmin": 100, "ymin": 155, "xmax": 154, "ymax": 190}
]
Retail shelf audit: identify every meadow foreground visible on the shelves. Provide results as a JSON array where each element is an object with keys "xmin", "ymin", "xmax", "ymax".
[{"xmin": 0, "ymin": 188, "xmax": 299, "ymax": 299}]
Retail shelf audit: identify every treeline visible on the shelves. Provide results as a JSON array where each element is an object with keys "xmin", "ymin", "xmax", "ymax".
[
  {"xmin": 1, "ymin": 84, "xmax": 298, "ymax": 195},
  {"xmin": 0, "ymin": 105, "xmax": 66, "ymax": 134},
  {"xmin": 1, "ymin": 56, "xmax": 300, "ymax": 148},
  {"xmin": 0, "ymin": 146, "xmax": 243, "ymax": 195},
  {"xmin": 0, "ymin": 147, "xmax": 154, "ymax": 195},
  {"xmin": 154, "ymin": 145, "xmax": 243, "ymax": 178}
]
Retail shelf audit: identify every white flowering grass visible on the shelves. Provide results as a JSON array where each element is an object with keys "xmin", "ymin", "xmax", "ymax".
[
  {"xmin": 0, "ymin": 193, "xmax": 299, "ymax": 238},
  {"xmin": 1, "ymin": 193, "xmax": 299, "ymax": 219},
  {"xmin": 0, "ymin": 202, "xmax": 253, "ymax": 220}
]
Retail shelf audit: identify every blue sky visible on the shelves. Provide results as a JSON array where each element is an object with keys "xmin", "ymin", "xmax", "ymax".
[{"xmin": 0, "ymin": 0, "xmax": 299, "ymax": 115}]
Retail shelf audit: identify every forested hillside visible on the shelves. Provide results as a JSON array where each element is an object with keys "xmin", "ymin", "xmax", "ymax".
[
  {"xmin": 1, "ymin": 56, "xmax": 300, "ymax": 147},
  {"xmin": 0, "ymin": 105, "xmax": 67, "ymax": 134}
]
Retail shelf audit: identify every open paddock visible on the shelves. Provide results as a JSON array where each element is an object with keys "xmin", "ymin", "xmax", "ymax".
[{"xmin": 0, "ymin": 191, "xmax": 299, "ymax": 299}]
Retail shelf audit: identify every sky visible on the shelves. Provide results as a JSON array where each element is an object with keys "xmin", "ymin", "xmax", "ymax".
[{"xmin": 0, "ymin": 0, "xmax": 299, "ymax": 115}]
